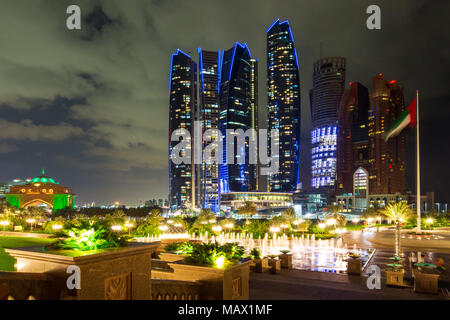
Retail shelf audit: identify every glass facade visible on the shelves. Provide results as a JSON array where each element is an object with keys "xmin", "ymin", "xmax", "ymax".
[
  {"xmin": 219, "ymin": 42, "xmax": 257, "ymax": 193},
  {"xmin": 168, "ymin": 50, "xmax": 197, "ymax": 210},
  {"xmin": 311, "ymin": 126, "xmax": 337, "ymax": 188},
  {"xmin": 198, "ymin": 49, "xmax": 221, "ymax": 212},
  {"xmin": 266, "ymin": 19, "xmax": 301, "ymax": 192},
  {"xmin": 310, "ymin": 57, "xmax": 346, "ymax": 191}
]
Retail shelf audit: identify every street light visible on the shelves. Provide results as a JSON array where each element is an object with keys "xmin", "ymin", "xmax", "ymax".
[
  {"xmin": 52, "ymin": 224, "xmax": 63, "ymax": 232},
  {"xmin": 26, "ymin": 219, "xmax": 36, "ymax": 232},
  {"xmin": 158, "ymin": 225, "xmax": 168, "ymax": 232},
  {"xmin": 0, "ymin": 220, "xmax": 10, "ymax": 231},
  {"xmin": 212, "ymin": 225, "xmax": 222, "ymax": 233},
  {"xmin": 124, "ymin": 221, "xmax": 134, "ymax": 236},
  {"xmin": 318, "ymin": 223, "xmax": 326, "ymax": 229},
  {"xmin": 111, "ymin": 225, "xmax": 122, "ymax": 232},
  {"xmin": 224, "ymin": 223, "xmax": 234, "ymax": 230}
]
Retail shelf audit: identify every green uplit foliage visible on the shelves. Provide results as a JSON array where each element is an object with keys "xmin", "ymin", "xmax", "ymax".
[
  {"xmin": 164, "ymin": 242, "xmax": 195, "ymax": 255},
  {"xmin": 134, "ymin": 216, "xmax": 163, "ymax": 236},
  {"xmin": 245, "ymin": 220, "xmax": 269, "ymax": 238},
  {"xmin": 171, "ymin": 241, "xmax": 245, "ymax": 269},
  {"xmin": 54, "ymin": 219, "xmax": 129, "ymax": 251},
  {"xmin": 249, "ymin": 248, "xmax": 261, "ymax": 260}
]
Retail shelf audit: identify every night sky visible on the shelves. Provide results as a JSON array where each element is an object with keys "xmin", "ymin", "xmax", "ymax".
[{"xmin": 0, "ymin": 0, "xmax": 449, "ymax": 206}]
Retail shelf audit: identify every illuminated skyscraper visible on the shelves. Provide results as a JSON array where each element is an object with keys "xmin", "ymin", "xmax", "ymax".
[
  {"xmin": 168, "ymin": 50, "xmax": 197, "ymax": 210},
  {"xmin": 266, "ymin": 19, "xmax": 301, "ymax": 192},
  {"xmin": 219, "ymin": 42, "xmax": 258, "ymax": 193},
  {"xmin": 368, "ymin": 74, "xmax": 406, "ymax": 194},
  {"xmin": 310, "ymin": 57, "xmax": 346, "ymax": 191},
  {"xmin": 198, "ymin": 49, "xmax": 221, "ymax": 212},
  {"xmin": 336, "ymin": 82, "xmax": 370, "ymax": 195}
]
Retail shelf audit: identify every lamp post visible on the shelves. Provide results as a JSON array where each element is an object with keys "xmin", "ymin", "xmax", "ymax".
[
  {"xmin": 125, "ymin": 221, "xmax": 134, "ymax": 236},
  {"xmin": 26, "ymin": 219, "xmax": 36, "ymax": 232},
  {"xmin": 0, "ymin": 220, "xmax": 10, "ymax": 231}
]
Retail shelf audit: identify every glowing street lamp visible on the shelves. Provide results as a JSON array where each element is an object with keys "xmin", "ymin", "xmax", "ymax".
[
  {"xmin": 209, "ymin": 219, "xmax": 216, "ymax": 224},
  {"xmin": 318, "ymin": 223, "xmax": 326, "ymax": 229},
  {"xmin": 52, "ymin": 224, "xmax": 63, "ymax": 232},
  {"xmin": 224, "ymin": 223, "xmax": 234, "ymax": 230},
  {"xmin": 293, "ymin": 219, "xmax": 303, "ymax": 225},
  {"xmin": 212, "ymin": 225, "xmax": 222, "ymax": 233},
  {"xmin": 0, "ymin": 220, "xmax": 10, "ymax": 231},
  {"xmin": 158, "ymin": 225, "xmax": 168, "ymax": 232},
  {"xmin": 26, "ymin": 219, "xmax": 36, "ymax": 232},
  {"xmin": 111, "ymin": 225, "xmax": 122, "ymax": 232},
  {"xmin": 124, "ymin": 221, "xmax": 134, "ymax": 236},
  {"xmin": 269, "ymin": 226, "xmax": 281, "ymax": 235},
  {"xmin": 426, "ymin": 217, "xmax": 434, "ymax": 226}
]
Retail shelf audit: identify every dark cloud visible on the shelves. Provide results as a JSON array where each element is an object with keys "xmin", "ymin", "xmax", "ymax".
[{"xmin": 0, "ymin": 0, "xmax": 449, "ymax": 205}]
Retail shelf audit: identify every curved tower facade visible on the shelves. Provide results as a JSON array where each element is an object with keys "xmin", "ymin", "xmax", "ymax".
[
  {"xmin": 310, "ymin": 57, "xmax": 346, "ymax": 191},
  {"xmin": 266, "ymin": 19, "xmax": 301, "ymax": 192}
]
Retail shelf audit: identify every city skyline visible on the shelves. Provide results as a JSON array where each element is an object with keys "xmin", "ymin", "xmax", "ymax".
[{"xmin": 0, "ymin": 1, "xmax": 449, "ymax": 205}]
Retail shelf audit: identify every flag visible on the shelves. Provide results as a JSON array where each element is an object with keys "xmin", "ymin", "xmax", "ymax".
[{"xmin": 384, "ymin": 97, "xmax": 417, "ymax": 141}]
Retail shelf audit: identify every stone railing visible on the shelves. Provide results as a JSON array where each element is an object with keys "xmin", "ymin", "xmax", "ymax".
[
  {"xmin": 151, "ymin": 279, "xmax": 200, "ymax": 300},
  {"xmin": 0, "ymin": 271, "xmax": 72, "ymax": 300}
]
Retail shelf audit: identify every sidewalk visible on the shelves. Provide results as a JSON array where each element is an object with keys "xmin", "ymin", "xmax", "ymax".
[{"xmin": 249, "ymin": 269, "xmax": 446, "ymax": 300}]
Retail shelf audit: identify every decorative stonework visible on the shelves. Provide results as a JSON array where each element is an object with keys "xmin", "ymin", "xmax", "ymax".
[
  {"xmin": 105, "ymin": 273, "xmax": 131, "ymax": 300},
  {"xmin": 231, "ymin": 277, "xmax": 242, "ymax": 299}
]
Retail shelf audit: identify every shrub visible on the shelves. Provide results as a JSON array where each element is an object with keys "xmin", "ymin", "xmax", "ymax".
[{"xmin": 53, "ymin": 219, "xmax": 129, "ymax": 251}]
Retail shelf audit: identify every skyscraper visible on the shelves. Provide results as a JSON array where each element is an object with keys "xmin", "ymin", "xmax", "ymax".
[
  {"xmin": 168, "ymin": 50, "xmax": 197, "ymax": 210},
  {"xmin": 368, "ymin": 74, "xmax": 406, "ymax": 194},
  {"xmin": 266, "ymin": 19, "xmax": 301, "ymax": 192},
  {"xmin": 219, "ymin": 42, "xmax": 258, "ymax": 193},
  {"xmin": 336, "ymin": 82, "xmax": 370, "ymax": 195},
  {"xmin": 198, "ymin": 49, "xmax": 221, "ymax": 212},
  {"xmin": 310, "ymin": 57, "xmax": 346, "ymax": 191}
]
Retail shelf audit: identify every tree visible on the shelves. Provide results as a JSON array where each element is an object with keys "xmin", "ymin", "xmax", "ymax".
[
  {"xmin": 325, "ymin": 204, "xmax": 346, "ymax": 227},
  {"xmin": 238, "ymin": 201, "xmax": 257, "ymax": 222},
  {"xmin": 381, "ymin": 202, "xmax": 414, "ymax": 256},
  {"xmin": 281, "ymin": 208, "xmax": 296, "ymax": 222},
  {"xmin": 362, "ymin": 202, "xmax": 381, "ymax": 219},
  {"xmin": 149, "ymin": 208, "xmax": 162, "ymax": 217}
]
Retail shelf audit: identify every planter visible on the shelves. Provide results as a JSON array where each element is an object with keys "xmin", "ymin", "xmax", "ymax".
[
  {"xmin": 250, "ymin": 257, "xmax": 269, "ymax": 273},
  {"xmin": 386, "ymin": 269, "xmax": 405, "ymax": 287},
  {"xmin": 152, "ymin": 260, "xmax": 251, "ymax": 300},
  {"xmin": 279, "ymin": 253, "xmax": 293, "ymax": 269},
  {"xmin": 413, "ymin": 270, "xmax": 440, "ymax": 294},
  {"xmin": 268, "ymin": 258, "xmax": 281, "ymax": 274},
  {"xmin": 159, "ymin": 252, "xmax": 186, "ymax": 262},
  {"xmin": 5, "ymin": 242, "xmax": 160, "ymax": 300},
  {"xmin": 347, "ymin": 258, "xmax": 362, "ymax": 276}
]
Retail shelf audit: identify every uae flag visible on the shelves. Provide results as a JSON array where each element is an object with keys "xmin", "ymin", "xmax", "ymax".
[{"xmin": 384, "ymin": 97, "xmax": 417, "ymax": 141}]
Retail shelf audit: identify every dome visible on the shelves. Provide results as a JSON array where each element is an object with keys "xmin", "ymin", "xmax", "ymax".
[{"xmin": 30, "ymin": 169, "xmax": 58, "ymax": 185}]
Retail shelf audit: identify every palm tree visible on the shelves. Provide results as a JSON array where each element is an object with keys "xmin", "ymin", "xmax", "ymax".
[
  {"xmin": 326, "ymin": 204, "xmax": 346, "ymax": 227},
  {"xmin": 381, "ymin": 202, "xmax": 414, "ymax": 256},
  {"xmin": 238, "ymin": 201, "xmax": 257, "ymax": 223},
  {"xmin": 149, "ymin": 208, "xmax": 162, "ymax": 217},
  {"xmin": 362, "ymin": 202, "xmax": 381, "ymax": 219},
  {"xmin": 281, "ymin": 208, "xmax": 296, "ymax": 222}
]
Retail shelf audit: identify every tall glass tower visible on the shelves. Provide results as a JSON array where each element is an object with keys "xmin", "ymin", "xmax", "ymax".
[
  {"xmin": 310, "ymin": 57, "xmax": 346, "ymax": 191},
  {"xmin": 168, "ymin": 50, "xmax": 197, "ymax": 210},
  {"xmin": 198, "ymin": 49, "xmax": 221, "ymax": 212},
  {"xmin": 219, "ymin": 42, "xmax": 258, "ymax": 193},
  {"xmin": 266, "ymin": 19, "xmax": 301, "ymax": 192}
]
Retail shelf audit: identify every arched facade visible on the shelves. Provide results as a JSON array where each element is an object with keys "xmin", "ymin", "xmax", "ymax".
[{"xmin": 6, "ymin": 170, "xmax": 75, "ymax": 211}]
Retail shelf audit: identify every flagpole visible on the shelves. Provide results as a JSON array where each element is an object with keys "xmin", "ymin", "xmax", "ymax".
[{"xmin": 416, "ymin": 89, "xmax": 421, "ymax": 233}]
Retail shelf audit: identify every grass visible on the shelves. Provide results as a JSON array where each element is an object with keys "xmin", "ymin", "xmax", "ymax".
[{"xmin": 0, "ymin": 236, "xmax": 56, "ymax": 271}]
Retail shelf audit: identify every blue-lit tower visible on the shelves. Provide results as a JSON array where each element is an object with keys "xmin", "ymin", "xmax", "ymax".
[
  {"xmin": 168, "ymin": 50, "xmax": 197, "ymax": 210},
  {"xmin": 266, "ymin": 19, "xmax": 301, "ymax": 192},
  {"xmin": 219, "ymin": 42, "xmax": 258, "ymax": 193},
  {"xmin": 198, "ymin": 49, "xmax": 221, "ymax": 212},
  {"xmin": 310, "ymin": 57, "xmax": 346, "ymax": 191}
]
